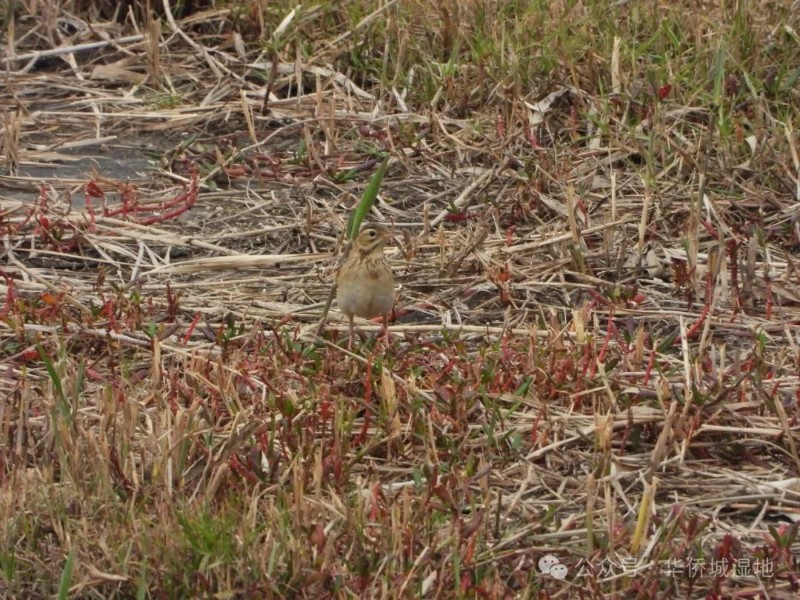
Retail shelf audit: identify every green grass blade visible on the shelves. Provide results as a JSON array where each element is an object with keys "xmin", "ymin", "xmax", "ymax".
[
  {"xmin": 712, "ymin": 42, "xmax": 726, "ymax": 105},
  {"xmin": 346, "ymin": 155, "xmax": 389, "ymax": 240},
  {"xmin": 57, "ymin": 550, "xmax": 74, "ymax": 600},
  {"xmin": 136, "ymin": 560, "xmax": 147, "ymax": 600},
  {"xmin": 36, "ymin": 343, "xmax": 65, "ymax": 406}
]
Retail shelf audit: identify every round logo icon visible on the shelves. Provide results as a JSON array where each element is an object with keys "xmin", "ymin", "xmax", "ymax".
[
  {"xmin": 538, "ymin": 554, "xmax": 568, "ymax": 579},
  {"xmin": 550, "ymin": 563, "xmax": 568, "ymax": 580}
]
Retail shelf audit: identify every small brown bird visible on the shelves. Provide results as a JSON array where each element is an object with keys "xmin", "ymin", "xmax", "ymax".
[{"xmin": 336, "ymin": 226, "xmax": 395, "ymax": 349}]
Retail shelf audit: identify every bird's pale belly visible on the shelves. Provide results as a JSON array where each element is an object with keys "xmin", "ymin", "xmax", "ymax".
[{"xmin": 337, "ymin": 286, "xmax": 394, "ymax": 319}]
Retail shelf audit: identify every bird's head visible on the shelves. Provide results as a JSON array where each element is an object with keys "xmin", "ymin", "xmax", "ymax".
[{"xmin": 355, "ymin": 226, "xmax": 395, "ymax": 254}]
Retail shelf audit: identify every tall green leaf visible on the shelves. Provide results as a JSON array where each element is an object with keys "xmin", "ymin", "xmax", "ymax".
[
  {"xmin": 57, "ymin": 550, "xmax": 74, "ymax": 600},
  {"xmin": 346, "ymin": 155, "xmax": 389, "ymax": 240},
  {"xmin": 36, "ymin": 344, "xmax": 66, "ymax": 408}
]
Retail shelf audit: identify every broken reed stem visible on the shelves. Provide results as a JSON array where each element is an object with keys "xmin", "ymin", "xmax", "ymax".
[
  {"xmin": 314, "ymin": 282, "xmax": 338, "ymax": 338},
  {"xmin": 314, "ymin": 236, "xmax": 355, "ymax": 338}
]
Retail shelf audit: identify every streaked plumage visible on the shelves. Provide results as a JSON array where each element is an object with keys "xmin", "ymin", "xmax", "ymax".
[{"xmin": 336, "ymin": 226, "xmax": 395, "ymax": 348}]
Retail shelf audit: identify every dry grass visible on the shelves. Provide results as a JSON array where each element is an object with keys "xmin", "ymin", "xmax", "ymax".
[{"xmin": 2, "ymin": 0, "xmax": 800, "ymax": 597}]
